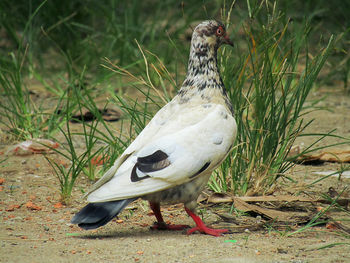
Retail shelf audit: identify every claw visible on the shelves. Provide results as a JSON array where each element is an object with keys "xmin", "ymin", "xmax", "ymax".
[
  {"xmin": 186, "ymin": 226, "xmax": 228, "ymax": 236},
  {"xmin": 185, "ymin": 207, "xmax": 228, "ymax": 237}
]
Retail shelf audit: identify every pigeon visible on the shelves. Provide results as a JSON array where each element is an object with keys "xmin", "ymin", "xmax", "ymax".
[{"xmin": 71, "ymin": 20, "xmax": 237, "ymax": 236}]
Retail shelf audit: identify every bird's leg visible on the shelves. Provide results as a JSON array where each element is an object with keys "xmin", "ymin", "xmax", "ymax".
[
  {"xmin": 149, "ymin": 202, "xmax": 189, "ymax": 231},
  {"xmin": 185, "ymin": 207, "xmax": 228, "ymax": 236}
]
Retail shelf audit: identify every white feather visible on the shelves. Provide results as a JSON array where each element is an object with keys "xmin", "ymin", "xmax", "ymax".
[{"xmin": 87, "ymin": 103, "xmax": 236, "ymax": 202}]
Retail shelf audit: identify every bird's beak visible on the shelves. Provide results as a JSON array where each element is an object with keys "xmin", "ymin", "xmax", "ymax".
[{"xmin": 222, "ymin": 33, "xmax": 233, "ymax": 47}]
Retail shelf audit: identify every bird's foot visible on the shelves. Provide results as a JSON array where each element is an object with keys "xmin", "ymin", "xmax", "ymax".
[
  {"xmin": 150, "ymin": 221, "xmax": 190, "ymax": 231},
  {"xmin": 186, "ymin": 226, "xmax": 228, "ymax": 237},
  {"xmin": 184, "ymin": 207, "xmax": 228, "ymax": 236}
]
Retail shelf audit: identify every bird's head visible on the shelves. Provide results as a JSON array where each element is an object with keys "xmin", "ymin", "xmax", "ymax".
[{"xmin": 191, "ymin": 20, "xmax": 233, "ymax": 54}]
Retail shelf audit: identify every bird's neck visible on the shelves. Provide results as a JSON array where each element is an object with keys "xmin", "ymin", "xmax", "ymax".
[
  {"xmin": 176, "ymin": 43, "xmax": 233, "ymax": 114},
  {"xmin": 183, "ymin": 43, "xmax": 221, "ymax": 89}
]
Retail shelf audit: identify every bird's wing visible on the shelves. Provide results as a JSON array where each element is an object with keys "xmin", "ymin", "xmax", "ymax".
[
  {"xmin": 85, "ymin": 100, "xmax": 180, "ymax": 196},
  {"xmin": 87, "ymin": 103, "xmax": 236, "ymax": 203}
]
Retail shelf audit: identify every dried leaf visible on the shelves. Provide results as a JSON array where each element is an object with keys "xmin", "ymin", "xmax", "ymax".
[
  {"xmin": 25, "ymin": 201, "xmax": 42, "ymax": 211},
  {"xmin": 70, "ymin": 108, "xmax": 121, "ymax": 123},
  {"xmin": 53, "ymin": 202, "xmax": 63, "ymax": 209},
  {"xmin": 233, "ymin": 198, "xmax": 310, "ymax": 222},
  {"xmin": 5, "ymin": 204, "xmax": 21, "ymax": 211},
  {"xmin": 297, "ymin": 149, "xmax": 350, "ymax": 164},
  {"xmin": 6, "ymin": 139, "xmax": 59, "ymax": 156},
  {"xmin": 208, "ymin": 193, "xmax": 233, "ymax": 203},
  {"xmin": 235, "ymin": 195, "xmax": 315, "ymax": 202}
]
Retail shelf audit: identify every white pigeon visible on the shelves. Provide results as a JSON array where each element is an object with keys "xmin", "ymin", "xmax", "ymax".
[{"xmin": 71, "ymin": 20, "xmax": 237, "ymax": 236}]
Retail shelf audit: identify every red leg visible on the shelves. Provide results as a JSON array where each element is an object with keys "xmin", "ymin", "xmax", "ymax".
[
  {"xmin": 149, "ymin": 202, "xmax": 189, "ymax": 231},
  {"xmin": 185, "ymin": 207, "xmax": 228, "ymax": 236}
]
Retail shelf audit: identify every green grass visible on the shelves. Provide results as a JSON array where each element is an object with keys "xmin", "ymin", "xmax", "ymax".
[
  {"xmin": 0, "ymin": 0, "xmax": 349, "ymax": 200},
  {"xmin": 0, "ymin": 48, "xmax": 68, "ymax": 140},
  {"xmin": 45, "ymin": 75, "xmax": 104, "ymax": 203},
  {"xmin": 0, "ymin": 0, "xmax": 68, "ymax": 139},
  {"xmin": 0, "ymin": 0, "xmax": 223, "ymax": 76},
  {"xmin": 211, "ymin": 2, "xmax": 347, "ymax": 195}
]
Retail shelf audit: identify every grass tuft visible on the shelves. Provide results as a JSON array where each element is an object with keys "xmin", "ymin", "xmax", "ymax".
[{"xmin": 212, "ymin": 2, "xmax": 340, "ymax": 195}]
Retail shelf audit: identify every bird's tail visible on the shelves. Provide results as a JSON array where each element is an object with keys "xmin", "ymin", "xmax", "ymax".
[{"xmin": 71, "ymin": 198, "xmax": 137, "ymax": 230}]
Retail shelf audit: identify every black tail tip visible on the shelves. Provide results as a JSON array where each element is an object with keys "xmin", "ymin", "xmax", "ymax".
[{"xmin": 71, "ymin": 199, "xmax": 136, "ymax": 230}]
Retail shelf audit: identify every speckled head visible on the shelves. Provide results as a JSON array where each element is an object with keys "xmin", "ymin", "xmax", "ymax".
[{"xmin": 191, "ymin": 20, "xmax": 233, "ymax": 51}]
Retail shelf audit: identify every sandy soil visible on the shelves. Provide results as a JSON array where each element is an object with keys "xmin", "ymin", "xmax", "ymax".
[{"xmin": 1, "ymin": 86, "xmax": 350, "ymax": 263}]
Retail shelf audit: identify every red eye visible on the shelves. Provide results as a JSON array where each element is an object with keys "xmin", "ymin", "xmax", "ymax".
[{"xmin": 216, "ymin": 26, "xmax": 224, "ymax": 36}]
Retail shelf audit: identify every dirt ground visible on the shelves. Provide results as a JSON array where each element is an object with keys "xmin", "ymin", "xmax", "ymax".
[{"xmin": 1, "ymin": 86, "xmax": 350, "ymax": 263}]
